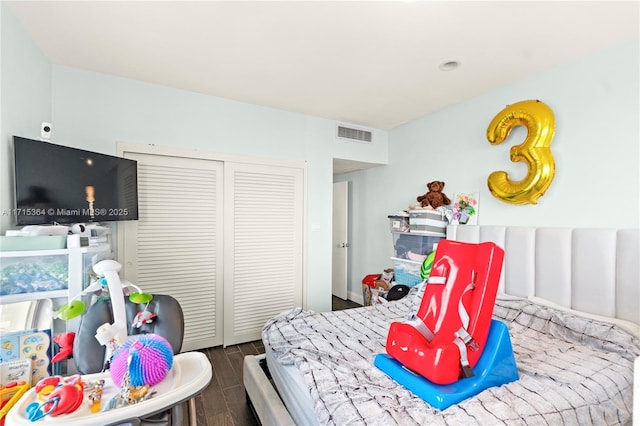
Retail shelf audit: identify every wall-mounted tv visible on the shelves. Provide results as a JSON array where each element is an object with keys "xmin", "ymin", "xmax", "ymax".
[{"xmin": 13, "ymin": 136, "xmax": 139, "ymax": 225}]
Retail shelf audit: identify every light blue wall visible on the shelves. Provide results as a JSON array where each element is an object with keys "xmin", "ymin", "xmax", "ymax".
[
  {"xmin": 336, "ymin": 37, "xmax": 639, "ymax": 300},
  {"xmin": 0, "ymin": 4, "xmax": 52, "ymax": 232},
  {"xmin": 50, "ymin": 67, "xmax": 379, "ymax": 312},
  {"xmin": 0, "ymin": 3, "xmax": 390, "ymax": 313},
  {"xmin": 3, "ymin": 3, "xmax": 638, "ymax": 309}
]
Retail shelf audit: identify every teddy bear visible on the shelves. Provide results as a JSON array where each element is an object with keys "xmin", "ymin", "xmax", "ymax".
[{"xmin": 416, "ymin": 181, "xmax": 451, "ymax": 209}]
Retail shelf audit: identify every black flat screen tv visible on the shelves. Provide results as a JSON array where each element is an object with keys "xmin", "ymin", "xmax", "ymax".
[{"xmin": 13, "ymin": 136, "xmax": 139, "ymax": 225}]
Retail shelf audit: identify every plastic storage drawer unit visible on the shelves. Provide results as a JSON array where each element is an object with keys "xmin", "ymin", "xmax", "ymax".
[
  {"xmin": 393, "ymin": 233, "xmax": 443, "ymax": 259},
  {"xmin": 388, "ymin": 215, "xmax": 410, "ymax": 233},
  {"xmin": 391, "ymin": 257, "xmax": 423, "ymax": 287}
]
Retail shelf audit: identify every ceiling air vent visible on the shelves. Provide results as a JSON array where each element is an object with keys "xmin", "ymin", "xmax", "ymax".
[{"xmin": 336, "ymin": 124, "xmax": 373, "ymax": 143}]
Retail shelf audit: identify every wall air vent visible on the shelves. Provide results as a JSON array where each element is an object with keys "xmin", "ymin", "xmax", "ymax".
[{"xmin": 336, "ymin": 124, "xmax": 373, "ymax": 143}]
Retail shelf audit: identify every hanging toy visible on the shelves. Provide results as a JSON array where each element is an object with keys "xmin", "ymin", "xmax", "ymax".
[
  {"xmin": 53, "ymin": 276, "xmax": 107, "ymax": 321},
  {"xmin": 54, "ymin": 299, "xmax": 87, "ymax": 321},
  {"xmin": 54, "ymin": 267, "xmax": 153, "ymax": 322},
  {"xmin": 128, "ymin": 291, "xmax": 153, "ymax": 304},
  {"xmin": 132, "ymin": 310, "xmax": 157, "ymax": 329},
  {"xmin": 131, "ymin": 294, "xmax": 157, "ymax": 329}
]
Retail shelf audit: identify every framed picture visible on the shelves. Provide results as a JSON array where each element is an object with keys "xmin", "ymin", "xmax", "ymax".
[{"xmin": 452, "ymin": 192, "xmax": 479, "ymax": 225}]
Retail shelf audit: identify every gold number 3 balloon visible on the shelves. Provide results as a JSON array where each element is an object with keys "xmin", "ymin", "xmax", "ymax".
[{"xmin": 486, "ymin": 99, "xmax": 556, "ymax": 205}]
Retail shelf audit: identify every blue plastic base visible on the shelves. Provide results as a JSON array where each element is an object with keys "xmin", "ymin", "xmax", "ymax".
[{"xmin": 374, "ymin": 319, "xmax": 519, "ymax": 410}]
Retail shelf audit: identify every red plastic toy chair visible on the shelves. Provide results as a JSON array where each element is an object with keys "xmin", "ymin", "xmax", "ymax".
[{"xmin": 385, "ymin": 240, "xmax": 504, "ymax": 385}]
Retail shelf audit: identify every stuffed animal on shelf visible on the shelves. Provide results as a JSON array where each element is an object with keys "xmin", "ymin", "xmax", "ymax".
[{"xmin": 416, "ymin": 181, "xmax": 451, "ymax": 209}]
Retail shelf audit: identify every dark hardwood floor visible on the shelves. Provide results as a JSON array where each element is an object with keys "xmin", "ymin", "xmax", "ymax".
[
  {"xmin": 184, "ymin": 296, "xmax": 361, "ymax": 425},
  {"xmin": 331, "ymin": 295, "xmax": 362, "ymax": 311}
]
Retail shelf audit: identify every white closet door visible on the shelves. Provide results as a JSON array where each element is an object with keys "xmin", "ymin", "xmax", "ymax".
[
  {"xmin": 223, "ymin": 162, "xmax": 303, "ymax": 346},
  {"xmin": 121, "ymin": 152, "xmax": 224, "ymax": 351}
]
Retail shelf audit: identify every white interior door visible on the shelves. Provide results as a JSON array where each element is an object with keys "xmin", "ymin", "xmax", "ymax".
[
  {"xmin": 332, "ymin": 181, "xmax": 348, "ymax": 299},
  {"xmin": 120, "ymin": 152, "xmax": 224, "ymax": 351}
]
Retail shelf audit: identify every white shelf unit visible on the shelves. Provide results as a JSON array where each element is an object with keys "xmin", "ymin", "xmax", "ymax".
[{"xmin": 0, "ymin": 244, "xmax": 112, "ymax": 335}]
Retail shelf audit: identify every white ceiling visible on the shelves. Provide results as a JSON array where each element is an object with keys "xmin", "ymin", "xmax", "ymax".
[{"xmin": 7, "ymin": 1, "xmax": 638, "ymax": 130}]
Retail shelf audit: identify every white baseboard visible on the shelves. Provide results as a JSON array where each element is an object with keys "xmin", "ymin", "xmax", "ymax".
[{"xmin": 347, "ymin": 289, "xmax": 364, "ymax": 306}]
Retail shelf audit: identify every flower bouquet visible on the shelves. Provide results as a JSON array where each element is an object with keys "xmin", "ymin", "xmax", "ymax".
[{"xmin": 452, "ymin": 192, "xmax": 479, "ymax": 225}]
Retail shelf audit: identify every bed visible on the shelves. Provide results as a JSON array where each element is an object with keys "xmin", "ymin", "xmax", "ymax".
[{"xmin": 243, "ymin": 226, "xmax": 640, "ymax": 425}]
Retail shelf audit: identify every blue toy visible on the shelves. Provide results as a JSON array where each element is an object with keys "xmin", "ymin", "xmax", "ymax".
[{"xmin": 375, "ymin": 319, "xmax": 518, "ymax": 410}]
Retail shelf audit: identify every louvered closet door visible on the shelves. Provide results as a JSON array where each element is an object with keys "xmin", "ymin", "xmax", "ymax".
[
  {"xmin": 121, "ymin": 153, "xmax": 224, "ymax": 351},
  {"xmin": 223, "ymin": 162, "xmax": 303, "ymax": 346}
]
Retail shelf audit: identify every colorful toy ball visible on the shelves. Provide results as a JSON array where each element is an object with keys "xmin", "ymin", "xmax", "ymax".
[{"xmin": 110, "ymin": 334, "xmax": 174, "ymax": 387}]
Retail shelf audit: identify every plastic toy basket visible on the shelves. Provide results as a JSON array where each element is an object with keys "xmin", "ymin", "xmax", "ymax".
[{"xmin": 391, "ymin": 257, "xmax": 423, "ymax": 287}]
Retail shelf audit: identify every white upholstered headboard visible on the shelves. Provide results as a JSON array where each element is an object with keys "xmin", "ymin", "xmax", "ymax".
[{"xmin": 447, "ymin": 226, "xmax": 640, "ymax": 326}]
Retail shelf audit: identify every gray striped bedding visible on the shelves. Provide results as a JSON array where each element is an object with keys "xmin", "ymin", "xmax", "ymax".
[{"xmin": 263, "ymin": 292, "xmax": 639, "ymax": 425}]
